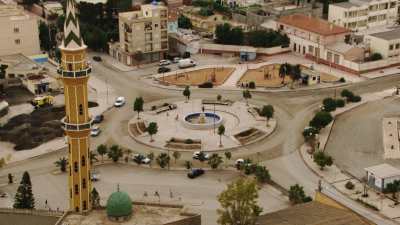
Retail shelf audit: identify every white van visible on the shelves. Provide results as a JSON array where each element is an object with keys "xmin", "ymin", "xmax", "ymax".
[{"xmin": 178, "ymin": 59, "xmax": 196, "ymax": 69}]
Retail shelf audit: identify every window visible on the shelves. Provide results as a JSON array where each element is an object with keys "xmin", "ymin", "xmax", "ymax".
[
  {"xmin": 390, "ymin": 44, "xmax": 394, "ymax": 50},
  {"xmin": 74, "ymin": 184, "xmax": 79, "ymax": 194},
  {"xmin": 83, "ymin": 201, "xmax": 87, "ymax": 210},
  {"xmin": 14, "ymin": 39, "xmax": 20, "ymax": 45},
  {"xmin": 70, "ymin": 189, "xmax": 72, "ymax": 198},
  {"xmin": 81, "ymin": 156, "xmax": 86, "ymax": 166},
  {"xmin": 75, "ymin": 207, "xmax": 79, "ymax": 212},
  {"xmin": 79, "ymin": 104, "xmax": 83, "ymax": 115},
  {"xmin": 74, "ymin": 162, "xmax": 78, "ymax": 172},
  {"xmin": 13, "ymin": 27, "xmax": 19, "ymax": 33},
  {"xmin": 308, "ymin": 45, "xmax": 314, "ymax": 53},
  {"xmin": 396, "ymin": 43, "xmax": 400, "ymax": 49},
  {"xmin": 82, "ymin": 178, "xmax": 86, "ymax": 189}
]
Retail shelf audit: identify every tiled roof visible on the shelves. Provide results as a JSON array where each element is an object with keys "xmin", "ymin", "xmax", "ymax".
[{"xmin": 278, "ymin": 14, "xmax": 350, "ymax": 36}]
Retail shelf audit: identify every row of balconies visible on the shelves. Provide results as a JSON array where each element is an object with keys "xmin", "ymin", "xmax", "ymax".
[
  {"xmin": 62, "ymin": 117, "xmax": 93, "ymax": 132},
  {"xmin": 57, "ymin": 67, "xmax": 91, "ymax": 78}
]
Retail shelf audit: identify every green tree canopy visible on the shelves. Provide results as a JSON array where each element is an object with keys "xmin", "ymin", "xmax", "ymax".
[
  {"xmin": 178, "ymin": 15, "xmax": 193, "ymax": 29},
  {"xmin": 215, "ymin": 23, "xmax": 244, "ymax": 45},
  {"xmin": 133, "ymin": 97, "xmax": 144, "ymax": 119},
  {"xmin": 14, "ymin": 171, "xmax": 35, "ymax": 209},
  {"xmin": 97, "ymin": 144, "xmax": 108, "ymax": 162},
  {"xmin": 309, "ymin": 111, "xmax": 333, "ymax": 131},
  {"xmin": 55, "ymin": 157, "xmax": 68, "ymax": 172},
  {"xmin": 208, "ymin": 153, "xmax": 223, "ymax": 169},
  {"xmin": 108, "ymin": 145, "xmax": 123, "ymax": 162},
  {"xmin": 289, "ymin": 184, "xmax": 312, "ymax": 205},
  {"xmin": 217, "ymin": 178, "xmax": 262, "ymax": 225},
  {"xmin": 313, "ymin": 151, "xmax": 333, "ymax": 170},
  {"xmin": 156, "ymin": 153, "xmax": 170, "ymax": 168},
  {"xmin": 183, "ymin": 86, "xmax": 191, "ymax": 101},
  {"xmin": 147, "ymin": 122, "xmax": 158, "ymax": 142},
  {"xmin": 260, "ymin": 105, "xmax": 274, "ymax": 126}
]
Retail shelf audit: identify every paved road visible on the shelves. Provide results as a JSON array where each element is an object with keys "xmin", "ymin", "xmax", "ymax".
[{"xmin": 2, "ymin": 55, "xmax": 400, "ymax": 224}]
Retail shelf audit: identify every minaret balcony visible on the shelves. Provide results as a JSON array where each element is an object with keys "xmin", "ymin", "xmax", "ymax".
[
  {"xmin": 57, "ymin": 67, "xmax": 92, "ymax": 78},
  {"xmin": 61, "ymin": 117, "xmax": 93, "ymax": 131}
]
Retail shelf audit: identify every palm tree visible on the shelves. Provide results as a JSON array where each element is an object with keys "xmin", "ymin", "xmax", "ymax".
[
  {"xmin": 156, "ymin": 153, "xmax": 170, "ymax": 169},
  {"xmin": 218, "ymin": 125, "xmax": 225, "ymax": 147},
  {"xmin": 172, "ymin": 151, "xmax": 181, "ymax": 164},
  {"xmin": 54, "ymin": 157, "xmax": 67, "ymax": 172},
  {"xmin": 208, "ymin": 153, "xmax": 223, "ymax": 169},
  {"xmin": 107, "ymin": 145, "xmax": 123, "ymax": 163}
]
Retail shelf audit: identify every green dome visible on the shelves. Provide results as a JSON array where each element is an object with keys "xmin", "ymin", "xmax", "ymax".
[{"xmin": 106, "ymin": 191, "xmax": 133, "ymax": 218}]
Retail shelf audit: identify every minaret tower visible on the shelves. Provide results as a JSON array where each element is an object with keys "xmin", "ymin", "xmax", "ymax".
[{"xmin": 58, "ymin": 0, "xmax": 92, "ymax": 213}]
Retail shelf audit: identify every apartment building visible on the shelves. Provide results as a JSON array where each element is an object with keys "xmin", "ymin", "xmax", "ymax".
[
  {"xmin": 0, "ymin": 3, "xmax": 40, "ymax": 56},
  {"xmin": 328, "ymin": 0, "xmax": 398, "ymax": 31},
  {"xmin": 109, "ymin": 3, "xmax": 168, "ymax": 66}
]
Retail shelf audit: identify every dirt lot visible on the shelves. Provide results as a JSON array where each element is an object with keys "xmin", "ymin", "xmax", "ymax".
[
  {"xmin": 161, "ymin": 67, "xmax": 235, "ymax": 86},
  {"xmin": 239, "ymin": 64, "xmax": 339, "ymax": 88},
  {"xmin": 3, "ymin": 87, "xmax": 33, "ymax": 105}
]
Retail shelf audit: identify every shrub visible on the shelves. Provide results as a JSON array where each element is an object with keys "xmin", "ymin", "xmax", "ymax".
[
  {"xmin": 162, "ymin": 102, "xmax": 169, "ymax": 107},
  {"xmin": 345, "ymin": 181, "xmax": 355, "ymax": 190},
  {"xmin": 185, "ymin": 139, "xmax": 194, "ymax": 144},
  {"xmin": 322, "ymin": 98, "xmax": 336, "ymax": 112},
  {"xmin": 350, "ymin": 95, "xmax": 362, "ymax": 102},
  {"xmin": 339, "ymin": 77, "xmax": 346, "ymax": 83},
  {"xmin": 151, "ymin": 105, "xmax": 156, "ymax": 110},
  {"xmin": 335, "ymin": 99, "xmax": 345, "ymax": 107},
  {"xmin": 341, "ymin": 89, "xmax": 353, "ymax": 99},
  {"xmin": 248, "ymin": 81, "xmax": 256, "ymax": 89},
  {"xmin": 198, "ymin": 82, "xmax": 213, "ymax": 88},
  {"xmin": 365, "ymin": 53, "xmax": 383, "ymax": 62},
  {"xmin": 309, "ymin": 111, "xmax": 333, "ymax": 131}
]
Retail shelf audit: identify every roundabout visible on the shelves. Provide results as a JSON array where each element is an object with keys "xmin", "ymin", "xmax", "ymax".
[{"xmin": 128, "ymin": 99, "xmax": 276, "ymax": 152}]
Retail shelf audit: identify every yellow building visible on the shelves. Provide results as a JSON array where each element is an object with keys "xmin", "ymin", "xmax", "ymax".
[{"xmin": 57, "ymin": 0, "xmax": 92, "ymax": 213}]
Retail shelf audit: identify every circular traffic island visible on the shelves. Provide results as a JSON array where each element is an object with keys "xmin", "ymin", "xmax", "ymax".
[
  {"xmin": 128, "ymin": 99, "xmax": 277, "ymax": 152},
  {"xmin": 106, "ymin": 191, "xmax": 133, "ymax": 222}
]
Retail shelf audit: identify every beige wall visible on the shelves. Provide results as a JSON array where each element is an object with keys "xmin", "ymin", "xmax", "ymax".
[{"xmin": 0, "ymin": 6, "xmax": 40, "ymax": 56}]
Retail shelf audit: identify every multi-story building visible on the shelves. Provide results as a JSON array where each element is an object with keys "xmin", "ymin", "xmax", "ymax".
[
  {"xmin": 58, "ymin": 0, "xmax": 92, "ymax": 213},
  {"xmin": 0, "ymin": 3, "xmax": 40, "ymax": 56},
  {"xmin": 328, "ymin": 0, "xmax": 398, "ymax": 31},
  {"xmin": 109, "ymin": 3, "xmax": 168, "ymax": 66}
]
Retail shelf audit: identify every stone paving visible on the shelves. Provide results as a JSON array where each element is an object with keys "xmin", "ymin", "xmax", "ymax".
[{"xmin": 128, "ymin": 99, "xmax": 276, "ymax": 151}]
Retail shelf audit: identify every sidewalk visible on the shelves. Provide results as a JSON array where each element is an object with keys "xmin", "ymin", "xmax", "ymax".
[{"xmin": 300, "ymin": 87, "xmax": 400, "ymax": 223}]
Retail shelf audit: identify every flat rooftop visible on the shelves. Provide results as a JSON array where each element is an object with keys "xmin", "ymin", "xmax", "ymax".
[
  {"xmin": 0, "ymin": 210, "xmax": 60, "ymax": 225},
  {"xmin": 278, "ymin": 14, "xmax": 350, "ymax": 36},
  {"xmin": 369, "ymin": 29, "xmax": 400, "ymax": 41},
  {"xmin": 365, "ymin": 163, "xmax": 400, "ymax": 179},
  {"xmin": 61, "ymin": 205, "xmax": 195, "ymax": 225}
]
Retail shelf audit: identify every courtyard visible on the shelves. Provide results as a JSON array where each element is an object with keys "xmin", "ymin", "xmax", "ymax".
[{"xmin": 159, "ymin": 67, "xmax": 235, "ymax": 86}]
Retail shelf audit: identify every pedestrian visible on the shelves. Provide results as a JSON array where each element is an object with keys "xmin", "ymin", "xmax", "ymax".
[
  {"xmin": 45, "ymin": 200, "xmax": 48, "ymax": 206},
  {"xmin": 154, "ymin": 191, "xmax": 159, "ymax": 197},
  {"xmin": 202, "ymin": 106, "xmax": 205, "ymax": 112}
]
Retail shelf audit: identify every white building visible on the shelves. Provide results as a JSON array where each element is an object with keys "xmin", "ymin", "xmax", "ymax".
[
  {"xmin": 365, "ymin": 164, "xmax": 400, "ymax": 192},
  {"xmin": 366, "ymin": 29, "xmax": 400, "ymax": 59},
  {"xmin": 328, "ymin": 0, "xmax": 398, "ymax": 31},
  {"xmin": 0, "ymin": 3, "xmax": 40, "ymax": 56}
]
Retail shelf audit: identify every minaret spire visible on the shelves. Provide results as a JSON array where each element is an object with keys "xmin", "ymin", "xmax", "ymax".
[{"xmin": 60, "ymin": 0, "xmax": 85, "ymax": 50}]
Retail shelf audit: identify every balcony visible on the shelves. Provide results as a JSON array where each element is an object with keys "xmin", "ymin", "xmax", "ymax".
[
  {"xmin": 57, "ymin": 67, "xmax": 91, "ymax": 78},
  {"xmin": 61, "ymin": 117, "xmax": 93, "ymax": 132}
]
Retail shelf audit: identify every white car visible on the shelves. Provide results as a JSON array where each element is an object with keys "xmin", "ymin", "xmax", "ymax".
[
  {"xmin": 114, "ymin": 96, "xmax": 126, "ymax": 107},
  {"xmin": 91, "ymin": 171, "xmax": 100, "ymax": 181},
  {"xmin": 90, "ymin": 126, "xmax": 101, "ymax": 137},
  {"xmin": 133, "ymin": 154, "xmax": 151, "ymax": 164},
  {"xmin": 192, "ymin": 151, "xmax": 210, "ymax": 160},
  {"xmin": 173, "ymin": 57, "xmax": 181, "ymax": 63},
  {"xmin": 159, "ymin": 59, "xmax": 171, "ymax": 66}
]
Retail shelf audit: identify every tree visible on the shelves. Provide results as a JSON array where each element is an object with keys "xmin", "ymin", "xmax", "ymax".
[
  {"xmin": 91, "ymin": 188, "xmax": 100, "ymax": 208},
  {"xmin": 313, "ymin": 151, "xmax": 333, "ymax": 170},
  {"xmin": 289, "ymin": 184, "xmax": 312, "ymax": 205},
  {"xmin": 156, "ymin": 153, "xmax": 170, "ymax": 169},
  {"xmin": 38, "ymin": 21, "xmax": 51, "ymax": 51},
  {"xmin": 224, "ymin": 152, "xmax": 231, "ymax": 167},
  {"xmin": 134, "ymin": 51, "xmax": 144, "ymax": 67},
  {"xmin": 279, "ymin": 63, "xmax": 291, "ymax": 84},
  {"xmin": 385, "ymin": 180, "xmax": 400, "ymax": 202},
  {"xmin": 97, "ymin": 144, "xmax": 108, "ymax": 162},
  {"xmin": 309, "ymin": 111, "xmax": 333, "ymax": 131},
  {"xmin": 217, "ymin": 178, "xmax": 262, "ymax": 225},
  {"xmin": 208, "ymin": 153, "xmax": 223, "ymax": 169},
  {"xmin": 178, "ymin": 15, "xmax": 192, "ymax": 29},
  {"xmin": 147, "ymin": 152, "xmax": 155, "ymax": 167},
  {"xmin": 54, "ymin": 157, "xmax": 68, "ymax": 172},
  {"xmin": 172, "ymin": 151, "xmax": 181, "ymax": 164},
  {"xmin": 218, "ymin": 125, "xmax": 225, "ymax": 147},
  {"xmin": 242, "ymin": 89, "xmax": 252, "ymax": 106},
  {"xmin": 340, "ymin": 89, "xmax": 354, "ymax": 101},
  {"xmin": 260, "ymin": 105, "xmax": 274, "ymax": 126},
  {"xmin": 183, "ymin": 86, "xmax": 191, "ymax": 102},
  {"xmin": 133, "ymin": 97, "xmax": 144, "ymax": 119},
  {"xmin": 302, "ymin": 126, "xmax": 319, "ymax": 151},
  {"xmin": 215, "ymin": 23, "xmax": 244, "ymax": 45},
  {"xmin": 290, "ymin": 64, "xmax": 302, "ymax": 87},
  {"xmin": 22, "ymin": 0, "xmax": 39, "ymax": 6},
  {"xmin": 107, "ymin": 145, "xmax": 123, "ymax": 162},
  {"xmin": 147, "ymin": 122, "xmax": 158, "ymax": 142},
  {"xmin": 322, "ymin": 97, "xmax": 337, "ymax": 112},
  {"xmin": 13, "ymin": 171, "xmax": 35, "ymax": 209},
  {"xmin": 254, "ymin": 165, "xmax": 270, "ymax": 183},
  {"xmin": 89, "ymin": 151, "xmax": 98, "ymax": 165}
]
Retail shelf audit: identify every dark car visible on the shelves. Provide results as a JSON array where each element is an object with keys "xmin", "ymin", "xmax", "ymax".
[
  {"xmin": 158, "ymin": 67, "xmax": 171, "ymax": 73},
  {"xmin": 187, "ymin": 168, "xmax": 205, "ymax": 179},
  {"xmin": 92, "ymin": 56, "xmax": 102, "ymax": 62},
  {"xmin": 93, "ymin": 114, "xmax": 104, "ymax": 124}
]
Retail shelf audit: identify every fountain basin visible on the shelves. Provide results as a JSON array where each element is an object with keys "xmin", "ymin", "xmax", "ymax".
[{"xmin": 182, "ymin": 112, "xmax": 223, "ymax": 130}]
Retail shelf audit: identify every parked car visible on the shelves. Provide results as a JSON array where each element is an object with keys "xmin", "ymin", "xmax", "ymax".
[
  {"xmin": 192, "ymin": 151, "xmax": 210, "ymax": 160},
  {"xmin": 178, "ymin": 58, "xmax": 196, "ymax": 69},
  {"xmin": 133, "ymin": 154, "xmax": 151, "ymax": 164},
  {"xmin": 187, "ymin": 168, "xmax": 205, "ymax": 179},
  {"xmin": 159, "ymin": 59, "xmax": 171, "ymax": 66},
  {"xmin": 92, "ymin": 56, "xmax": 102, "ymax": 62},
  {"xmin": 93, "ymin": 114, "xmax": 104, "ymax": 123},
  {"xmin": 158, "ymin": 67, "xmax": 171, "ymax": 73},
  {"xmin": 114, "ymin": 96, "xmax": 126, "ymax": 107},
  {"xmin": 90, "ymin": 126, "xmax": 101, "ymax": 137},
  {"xmin": 91, "ymin": 171, "xmax": 100, "ymax": 181},
  {"xmin": 173, "ymin": 57, "xmax": 181, "ymax": 63}
]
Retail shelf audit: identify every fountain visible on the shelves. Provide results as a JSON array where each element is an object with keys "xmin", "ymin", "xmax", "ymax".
[{"xmin": 182, "ymin": 112, "xmax": 223, "ymax": 130}]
